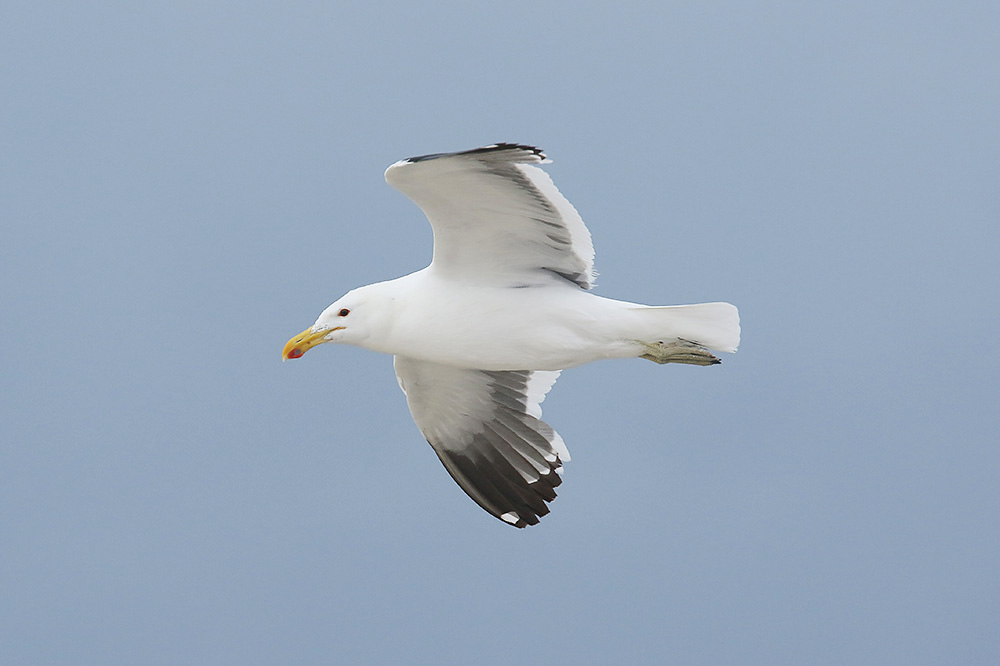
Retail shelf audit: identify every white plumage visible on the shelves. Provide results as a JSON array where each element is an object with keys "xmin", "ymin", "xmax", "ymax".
[{"xmin": 283, "ymin": 143, "xmax": 740, "ymax": 528}]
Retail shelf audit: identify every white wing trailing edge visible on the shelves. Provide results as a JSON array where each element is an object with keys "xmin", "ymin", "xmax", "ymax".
[{"xmin": 385, "ymin": 143, "xmax": 596, "ymax": 289}]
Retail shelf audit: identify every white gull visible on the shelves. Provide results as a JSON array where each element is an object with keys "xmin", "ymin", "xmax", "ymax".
[{"xmin": 283, "ymin": 143, "xmax": 740, "ymax": 528}]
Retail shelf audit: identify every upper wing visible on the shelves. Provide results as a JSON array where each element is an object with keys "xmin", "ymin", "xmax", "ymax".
[
  {"xmin": 393, "ymin": 355, "xmax": 571, "ymax": 528},
  {"xmin": 384, "ymin": 143, "xmax": 596, "ymax": 289}
]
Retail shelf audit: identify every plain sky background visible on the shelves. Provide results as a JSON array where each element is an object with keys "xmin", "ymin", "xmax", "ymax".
[{"xmin": 3, "ymin": 2, "xmax": 998, "ymax": 664}]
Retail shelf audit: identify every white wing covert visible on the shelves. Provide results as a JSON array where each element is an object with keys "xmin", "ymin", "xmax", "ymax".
[
  {"xmin": 393, "ymin": 355, "xmax": 570, "ymax": 528},
  {"xmin": 385, "ymin": 143, "xmax": 596, "ymax": 289}
]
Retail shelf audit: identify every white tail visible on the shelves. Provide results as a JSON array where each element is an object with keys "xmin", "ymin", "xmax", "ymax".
[{"xmin": 631, "ymin": 302, "xmax": 740, "ymax": 353}]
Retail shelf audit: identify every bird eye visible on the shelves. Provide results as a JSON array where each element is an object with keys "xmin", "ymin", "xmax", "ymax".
[{"xmin": 338, "ymin": 308, "xmax": 350, "ymax": 317}]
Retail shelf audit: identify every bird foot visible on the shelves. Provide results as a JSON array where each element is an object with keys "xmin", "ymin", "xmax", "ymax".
[{"xmin": 639, "ymin": 339, "xmax": 721, "ymax": 366}]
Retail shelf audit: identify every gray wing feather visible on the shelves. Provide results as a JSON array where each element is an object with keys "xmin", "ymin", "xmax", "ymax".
[
  {"xmin": 393, "ymin": 356, "xmax": 569, "ymax": 528},
  {"xmin": 384, "ymin": 144, "xmax": 596, "ymax": 290}
]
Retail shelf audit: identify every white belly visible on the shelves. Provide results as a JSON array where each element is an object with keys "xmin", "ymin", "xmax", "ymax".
[{"xmin": 361, "ymin": 276, "xmax": 643, "ymax": 371}]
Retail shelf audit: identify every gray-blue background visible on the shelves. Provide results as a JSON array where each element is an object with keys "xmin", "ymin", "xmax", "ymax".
[{"xmin": 3, "ymin": 3, "xmax": 998, "ymax": 664}]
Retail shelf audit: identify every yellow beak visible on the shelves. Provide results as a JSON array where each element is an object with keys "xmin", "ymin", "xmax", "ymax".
[{"xmin": 282, "ymin": 326, "xmax": 342, "ymax": 360}]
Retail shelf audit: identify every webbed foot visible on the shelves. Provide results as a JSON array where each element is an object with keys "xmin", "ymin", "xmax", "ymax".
[{"xmin": 639, "ymin": 339, "xmax": 721, "ymax": 366}]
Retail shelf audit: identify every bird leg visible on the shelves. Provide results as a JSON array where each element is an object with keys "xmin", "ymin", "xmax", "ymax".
[{"xmin": 639, "ymin": 339, "xmax": 721, "ymax": 366}]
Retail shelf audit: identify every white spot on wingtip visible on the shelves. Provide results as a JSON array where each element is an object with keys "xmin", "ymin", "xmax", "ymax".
[{"xmin": 500, "ymin": 512, "xmax": 520, "ymax": 525}]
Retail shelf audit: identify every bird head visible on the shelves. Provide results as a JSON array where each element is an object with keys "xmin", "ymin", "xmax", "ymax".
[{"xmin": 282, "ymin": 294, "xmax": 359, "ymax": 360}]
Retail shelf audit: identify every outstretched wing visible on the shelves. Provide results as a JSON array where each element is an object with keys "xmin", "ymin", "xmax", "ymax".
[
  {"xmin": 393, "ymin": 355, "xmax": 571, "ymax": 527},
  {"xmin": 384, "ymin": 143, "xmax": 596, "ymax": 289}
]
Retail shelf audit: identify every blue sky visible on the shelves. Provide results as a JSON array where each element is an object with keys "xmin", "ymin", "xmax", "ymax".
[{"xmin": 3, "ymin": 2, "xmax": 998, "ymax": 664}]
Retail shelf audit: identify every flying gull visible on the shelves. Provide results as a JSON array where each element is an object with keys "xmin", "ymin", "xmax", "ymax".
[{"xmin": 283, "ymin": 143, "xmax": 740, "ymax": 528}]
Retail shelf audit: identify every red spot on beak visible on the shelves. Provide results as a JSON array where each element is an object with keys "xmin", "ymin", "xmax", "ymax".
[{"xmin": 287, "ymin": 348, "xmax": 304, "ymax": 359}]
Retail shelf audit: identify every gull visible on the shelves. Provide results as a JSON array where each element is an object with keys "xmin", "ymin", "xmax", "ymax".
[{"xmin": 283, "ymin": 143, "xmax": 740, "ymax": 528}]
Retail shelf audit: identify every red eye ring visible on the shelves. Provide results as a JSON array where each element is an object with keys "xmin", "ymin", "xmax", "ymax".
[{"xmin": 338, "ymin": 308, "xmax": 350, "ymax": 317}]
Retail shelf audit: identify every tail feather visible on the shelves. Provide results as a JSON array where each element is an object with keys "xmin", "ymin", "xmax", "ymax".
[{"xmin": 631, "ymin": 302, "xmax": 740, "ymax": 353}]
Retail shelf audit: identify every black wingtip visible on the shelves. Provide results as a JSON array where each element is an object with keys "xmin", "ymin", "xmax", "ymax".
[
  {"xmin": 465, "ymin": 143, "xmax": 546, "ymax": 160},
  {"xmin": 431, "ymin": 440, "xmax": 563, "ymax": 529},
  {"xmin": 403, "ymin": 143, "xmax": 546, "ymax": 164}
]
